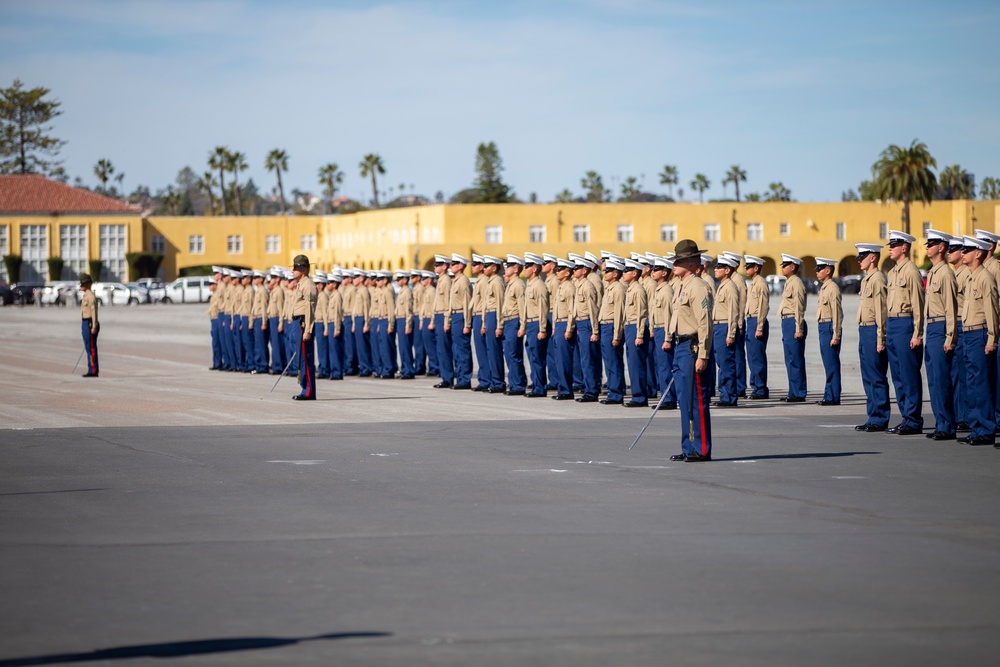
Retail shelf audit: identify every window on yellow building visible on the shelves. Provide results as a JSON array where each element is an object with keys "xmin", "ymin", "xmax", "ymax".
[
  {"xmin": 300, "ymin": 234, "xmax": 316, "ymax": 250},
  {"xmin": 704, "ymin": 223, "xmax": 720, "ymax": 242},
  {"xmin": 836, "ymin": 222, "xmax": 846, "ymax": 240},
  {"xmin": 0, "ymin": 225, "xmax": 8, "ymax": 281},
  {"xmin": 779, "ymin": 222, "xmax": 789, "ymax": 237},
  {"xmin": 265, "ymin": 235, "xmax": 281, "ymax": 254},
  {"xmin": 660, "ymin": 224, "xmax": 677, "ymax": 242},
  {"xmin": 879, "ymin": 222, "xmax": 887, "ymax": 239},
  {"xmin": 485, "ymin": 225, "xmax": 502, "ymax": 244},
  {"xmin": 922, "ymin": 221, "xmax": 931, "ymax": 238},
  {"xmin": 747, "ymin": 223, "xmax": 763, "ymax": 241},
  {"xmin": 20, "ymin": 224, "xmax": 48, "ymax": 282},
  {"xmin": 61, "ymin": 225, "xmax": 88, "ymax": 278},
  {"xmin": 189, "ymin": 235, "xmax": 204, "ymax": 255},
  {"xmin": 227, "ymin": 235, "xmax": 243, "ymax": 254},
  {"xmin": 529, "ymin": 225, "xmax": 546, "ymax": 243},
  {"xmin": 150, "ymin": 234, "xmax": 165, "ymax": 254},
  {"xmin": 99, "ymin": 224, "xmax": 127, "ymax": 281},
  {"xmin": 573, "ymin": 225, "xmax": 589, "ymax": 243},
  {"xmin": 617, "ymin": 224, "xmax": 634, "ymax": 243}
]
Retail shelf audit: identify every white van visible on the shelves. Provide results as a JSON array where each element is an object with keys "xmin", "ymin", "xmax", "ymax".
[{"xmin": 163, "ymin": 276, "xmax": 213, "ymax": 303}]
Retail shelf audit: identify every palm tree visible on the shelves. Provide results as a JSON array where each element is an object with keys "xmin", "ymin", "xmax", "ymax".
[
  {"xmin": 94, "ymin": 159, "xmax": 114, "ymax": 193},
  {"xmin": 619, "ymin": 176, "xmax": 640, "ymax": 202},
  {"xmin": 359, "ymin": 153, "xmax": 386, "ymax": 207},
  {"xmin": 209, "ymin": 146, "xmax": 229, "ymax": 215},
  {"xmin": 938, "ymin": 164, "xmax": 973, "ymax": 200},
  {"xmin": 318, "ymin": 162, "xmax": 344, "ymax": 213},
  {"xmin": 722, "ymin": 165, "xmax": 747, "ymax": 202},
  {"xmin": 765, "ymin": 182, "xmax": 792, "ymax": 202},
  {"xmin": 689, "ymin": 173, "xmax": 710, "ymax": 203},
  {"xmin": 981, "ymin": 177, "xmax": 1000, "ymax": 200},
  {"xmin": 870, "ymin": 139, "xmax": 937, "ymax": 236},
  {"xmin": 196, "ymin": 172, "xmax": 218, "ymax": 215},
  {"xmin": 265, "ymin": 149, "xmax": 289, "ymax": 214},
  {"xmin": 226, "ymin": 150, "xmax": 247, "ymax": 215},
  {"xmin": 659, "ymin": 164, "xmax": 678, "ymax": 199}
]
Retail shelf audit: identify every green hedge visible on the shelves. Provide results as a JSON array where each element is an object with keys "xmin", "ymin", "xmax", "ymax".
[{"xmin": 3, "ymin": 254, "xmax": 22, "ymax": 283}]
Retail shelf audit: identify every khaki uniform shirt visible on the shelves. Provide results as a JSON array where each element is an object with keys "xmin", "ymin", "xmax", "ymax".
[
  {"xmin": 816, "ymin": 278, "xmax": 843, "ymax": 341},
  {"xmin": 670, "ymin": 273, "xmax": 713, "ymax": 360},
  {"xmin": 223, "ymin": 282, "xmax": 236, "ymax": 316},
  {"xmin": 420, "ymin": 282, "xmax": 436, "ymax": 320},
  {"xmin": 341, "ymin": 283, "xmax": 355, "ymax": 321},
  {"xmin": 435, "ymin": 274, "xmax": 453, "ymax": 317},
  {"xmin": 963, "ymin": 264, "xmax": 999, "ymax": 347},
  {"xmin": 587, "ymin": 270, "xmax": 604, "ymax": 302},
  {"xmin": 545, "ymin": 273, "xmax": 559, "ymax": 318},
  {"xmin": 326, "ymin": 288, "xmax": 343, "ymax": 336},
  {"xmin": 470, "ymin": 275, "xmax": 484, "ymax": 320},
  {"xmin": 953, "ymin": 264, "xmax": 969, "ymax": 323},
  {"xmin": 650, "ymin": 280, "xmax": 673, "ymax": 330},
  {"xmin": 574, "ymin": 277, "xmax": 600, "ymax": 331},
  {"xmin": 411, "ymin": 283, "xmax": 425, "ymax": 319},
  {"xmin": 746, "ymin": 274, "xmax": 769, "ymax": 333},
  {"xmin": 887, "ymin": 257, "xmax": 926, "ymax": 342},
  {"xmin": 251, "ymin": 284, "xmax": 268, "ymax": 320},
  {"xmin": 266, "ymin": 285, "xmax": 283, "ymax": 319},
  {"xmin": 553, "ymin": 279, "xmax": 576, "ymax": 335},
  {"xmin": 983, "ymin": 255, "xmax": 1000, "ymax": 290},
  {"xmin": 207, "ymin": 290, "xmax": 219, "ymax": 320},
  {"xmin": 351, "ymin": 282, "xmax": 371, "ymax": 327},
  {"xmin": 522, "ymin": 276, "xmax": 549, "ymax": 336},
  {"xmin": 780, "ymin": 273, "xmax": 807, "ymax": 334},
  {"xmin": 239, "ymin": 284, "xmax": 253, "ymax": 317},
  {"xmin": 503, "ymin": 278, "xmax": 524, "ymax": 323},
  {"xmin": 858, "ymin": 268, "xmax": 888, "ymax": 347},
  {"xmin": 214, "ymin": 281, "xmax": 226, "ymax": 315},
  {"xmin": 731, "ymin": 273, "xmax": 748, "ymax": 330},
  {"xmin": 701, "ymin": 274, "xmax": 717, "ymax": 300},
  {"xmin": 395, "ymin": 284, "xmax": 413, "ymax": 322},
  {"xmin": 80, "ymin": 289, "xmax": 98, "ymax": 327},
  {"xmin": 290, "ymin": 275, "xmax": 318, "ymax": 332},
  {"xmin": 641, "ymin": 276, "xmax": 656, "ymax": 327},
  {"xmin": 924, "ymin": 261, "xmax": 958, "ymax": 348},
  {"xmin": 315, "ymin": 288, "xmax": 329, "ymax": 325},
  {"xmin": 481, "ymin": 273, "xmax": 504, "ymax": 324},
  {"xmin": 282, "ymin": 285, "xmax": 295, "ymax": 324},
  {"xmin": 624, "ymin": 280, "xmax": 648, "ymax": 335},
  {"xmin": 714, "ymin": 278, "xmax": 741, "ymax": 341},
  {"xmin": 450, "ymin": 274, "xmax": 473, "ymax": 328},
  {"xmin": 598, "ymin": 280, "xmax": 626, "ymax": 343}
]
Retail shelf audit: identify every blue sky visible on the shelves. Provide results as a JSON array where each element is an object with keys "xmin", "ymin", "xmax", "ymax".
[{"xmin": 2, "ymin": 0, "xmax": 998, "ymax": 203}]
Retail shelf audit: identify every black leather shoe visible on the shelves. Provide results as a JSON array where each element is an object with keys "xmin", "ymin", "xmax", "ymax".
[
  {"xmin": 472, "ymin": 385, "xmax": 487, "ymax": 392},
  {"xmin": 816, "ymin": 400, "xmax": 840, "ymax": 406},
  {"xmin": 82, "ymin": 373, "xmax": 98, "ymax": 378},
  {"xmin": 684, "ymin": 452, "xmax": 712, "ymax": 462},
  {"xmin": 487, "ymin": 387, "xmax": 505, "ymax": 394},
  {"xmin": 433, "ymin": 382, "xmax": 451, "ymax": 388},
  {"xmin": 504, "ymin": 390, "xmax": 526, "ymax": 396},
  {"xmin": 713, "ymin": 401, "xmax": 737, "ymax": 407},
  {"xmin": 749, "ymin": 394, "xmax": 769, "ymax": 400},
  {"xmin": 855, "ymin": 424, "xmax": 870, "ymax": 431},
  {"xmin": 600, "ymin": 398, "xmax": 623, "ymax": 405},
  {"xmin": 887, "ymin": 425, "xmax": 922, "ymax": 435},
  {"xmin": 291, "ymin": 395, "xmax": 315, "ymax": 401},
  {"xmin": 661, "ymin": 402, "xmax": 678, "ymax": 410},
  {"xmin": 966, "ymin": 436, "xmax": 996, "ymax": 446},
  {"xmin": 864, "ymin": 424, "xmax": 888, "ymax": 432},
  {"xmin": 551, "ymin": 394, "xmax": 574, "ymax": 401},
  {"xmin": 669, "ymin": 454, "xmax": 686, "ymax": 461},
  {"xmin": 575, "ymin": 396, "xmax": 598, "ymax": 403},
  {"xmin": 957, "ymin": 422, "xmax": 971, "ymax": 431},
  {"xmin": 399, "ymin": 375, "xmax": 415, "ymax": 380},
  {"xmin": 927, "ymin": 431, "xmax": 956, "ymax": 441},
  {"xmin": 784, "ymin": 396, "xmax": 806, "ymax": 403},
  {"xmin": 957, "ymin": 435, "xmax": 972, "ymax": 443},
  {"xmin": 453, "ymin": 384, "xmax": 471, "ymax": 390},
  {"xmin": 624, "ymin": 401, "xmax": 649, "ymax": 408},
  {"xmin": 525, "ymin": 392, "xmax": 546, "ymax": 398}
]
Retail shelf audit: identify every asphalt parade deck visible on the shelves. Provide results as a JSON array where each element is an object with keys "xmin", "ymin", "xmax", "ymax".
[{"xmin": 1, "ymin": 302, "xmax": 998, "ymax": 666}]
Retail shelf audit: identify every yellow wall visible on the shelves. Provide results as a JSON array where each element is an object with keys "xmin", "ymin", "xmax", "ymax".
[
  {"xmin": 0, "ymin": 214, "xmax": 143, "ymax": 281},
  {"xmin": 135, "ymin": 200, "xmax": 1000, "ymax": 280}
]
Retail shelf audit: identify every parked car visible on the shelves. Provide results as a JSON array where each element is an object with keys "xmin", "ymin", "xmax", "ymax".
[
  {"xmin": 765, "ymin": 274, "xmax": 786, "ymax": 295},
  {"xmin": 10, "ymin": 282, "xmax": 45, "ymax": 305},
  {"xmin": 162, "ymin": 276, "xmax": 213, "ymax": 303},
  {"xmin": 835, "ymin": 275, "xmax": 862, "ymax": 294},
  {"xmin": 0, "ymin": 282, "xmax": 11, "ymax": 306},
  {"xmin": 134, "ymin": 278, "xmax": 167, "ymax": 303},
  {"xmin": 126, "ymin": 282, "xmax": 151, "ymax": 304},
  {"xmin": 77, "ymin": 282, "xmax": 141, "ymax": 306},
  {"xmin": 39, "ymin": 281, "xmax": 79, "ymax": 306}
]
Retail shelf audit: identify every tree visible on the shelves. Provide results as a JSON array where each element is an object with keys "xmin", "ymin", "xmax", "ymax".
[
  {"xmin": 472, "ymin": 141, "xmax": 514, "ymax": 203},
  {"xmin": 857, "ymin": 179, "xmax": 878, "ymax": 201},
  {"xmin": 744, "ymin": 192, "xmax": 762, "ymax": 202},
  {"xmin": 318, "ymin": 162, "xmax": 344, "ymax": 213},
  {"xmin": 554, "ymin": 188, "xmax": 575, "ymax": 203},
  {"xmin": 842, "ymin": 189, "xmax": 859, "ymax": 202},
  {"xmin": 722, "ymin": 164, "xmax": 747, "ymax": 202},
  {"xmin": 658, "ymin": 164, "xmax": 678, "ymax": 200},
  {"xmin": 981, "ymin": 177, "xmax": 1000, "ymax": 200},
  {"xmin": 689, "ymin": 173, "xmax": 710, "ymax": 203},
  {"xmin": 937, "ymin": 164, "xmax": 974, "ymax": 200},
  {"xmin": 196, "ymin": 171, "xmax": 217, "ymax": 215},
  {"xmin": 618, "ymin": 176, "xmax": 640, "ymax": 202},
  {"xmin": 359, "ymin": 153, "xmax": 385, "ymax": 207},
  {"xmin": 581, "ymin": 171, "xmax": 611, "ymax": 202},
  {"xmin": 764, "ymin": 182, "xmax": 792, "ymax": 202},
  {"xmin": 226, "ymin": 150, "xmax": 247, "ymax": 215},
  {"xmin": 265, "ymin": 149, "xmax": 289, "ymax": 214},
  {"xmin": 870, "ymin": 139, "xmax": 937, "ymax": 236},
  {"xmin": 0, "ymin": 79, "xmax": 66, "ymax": 175},
  {"xmin": 209, "ymin": 146, "xmax": 229, "ymax": 215},
  {"xmin": 93, "ymin": 159, "xmax": 114, "ymax": 193}
]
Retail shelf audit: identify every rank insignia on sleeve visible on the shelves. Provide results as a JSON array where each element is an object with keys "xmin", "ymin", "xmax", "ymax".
[{"xmin": 701, "ymin": 297, "xmax": 710, "ymax": 309}]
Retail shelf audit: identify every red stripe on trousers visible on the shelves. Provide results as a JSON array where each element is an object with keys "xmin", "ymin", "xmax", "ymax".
[
  {"xmin": 695, "ymin": 369, "xmax": 707, "ymax": 456},
  {"xmin": 301, "ymin": 328, "xmax": 313, "ymax": 397}
]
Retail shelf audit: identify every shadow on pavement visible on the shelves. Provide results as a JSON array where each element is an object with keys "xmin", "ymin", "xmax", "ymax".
[
  {"xmin": 712, "ymin": 451, "xmax": 880, "ymax": 462},
  {"xmin": 0, "ymin": 632, "xmax": 392, "ymax": 666}
]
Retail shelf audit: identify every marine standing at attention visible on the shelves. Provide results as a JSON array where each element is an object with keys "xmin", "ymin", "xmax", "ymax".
[
  {"xmin": 622, "ymin": 258, "xmax": 650, "ymax": 408},
  {"xmin": 501, "ymin": 254, "xmax": 527, "ymax": 396},
  {"xmin": 449, "ymin": 254, "xmax": 474, "ymax": 390},
  {"xmin": 598, "ymin": 257, "xmax": 627, "ymax": 405},
  {"xmin": 814, "ymin": 257, "xmax": 843, "ymax": 406},
  {"xmin": 521, "ymin": 253, "xmax": 549, "ymax": 397},
  {"xmin": 711, "ymin": 255, "xmax": 741, "ymax": 407},
  {"xmin": 207, "ymin": 276, "xmax": 222, "ymax": 370},
  {"xmin": 743, "ymin": 255, "xmax": 769, "ymax": 399},
  {"xmin": 885, "ymin": 230, "xmax": 925, "ymax": 435},
  {"xmin": 667, "ymin": 240, "xmax": 713, "ymax": 462},
  {"xmin": 779, "ymin": 253, "xmax": 807, "ymax": 402},
  {"xmin": 79, "ymin": 272, "xmax": 99, "ymax": 377},
  {"xmin": 551, "ymin": 258, "xmax": 577, "ymax": 400},
  {"xmin": 923, "ymin": 230, "xmax": 959, "ymax": 440},
  {"xmin": 947, "ymin": 238, "xmax": 971, "ymax": 430},
  {"xmin": 957, "ymin": 235, "xmax": 998, "ymax": 446},
  {"xmin": 431, "ymin": 255, "xmax": 454, "ymax": 388},
  {"xmin": 289, "ymin": 255, "xmax": 318, "ymax": 400}
]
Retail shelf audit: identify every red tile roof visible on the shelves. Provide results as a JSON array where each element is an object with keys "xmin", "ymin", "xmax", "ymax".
[{"xmin": 0, "ymin": 174, "xmax": 140, "ymax": 214}]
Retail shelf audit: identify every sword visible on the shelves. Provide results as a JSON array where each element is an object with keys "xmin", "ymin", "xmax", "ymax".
[
  {"xmin": 629, "ymin": 376, "xmax": 676, "ymax": 451},
  {"xmin": 269, "ymin": 349, "xmax": 299, "ymax": 394},
  {"xmin": 72, "ymin": 349, "xmax": 85, "ymax": 374}
]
